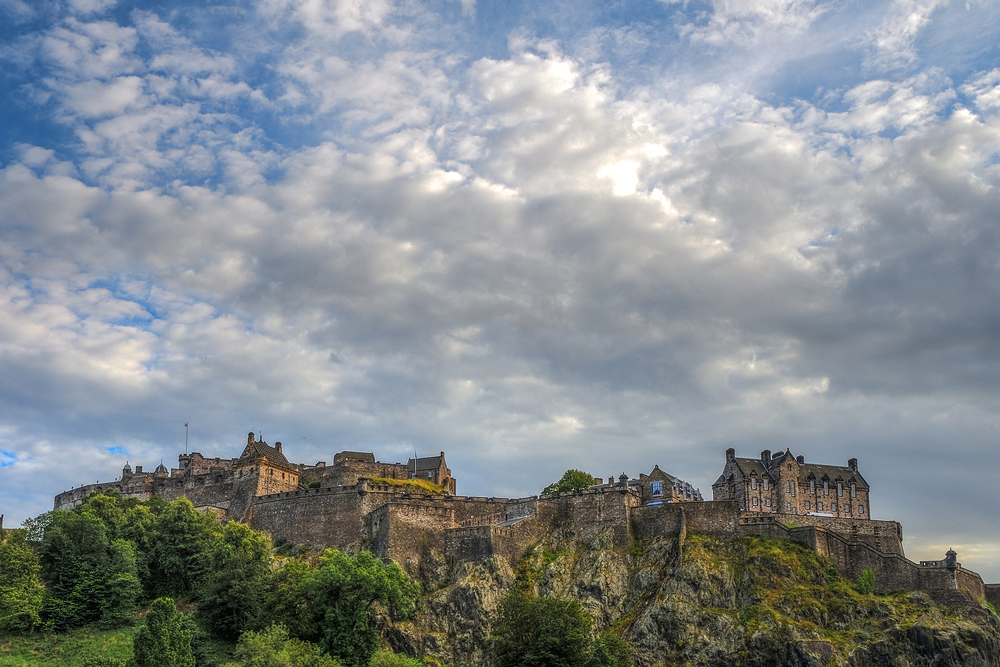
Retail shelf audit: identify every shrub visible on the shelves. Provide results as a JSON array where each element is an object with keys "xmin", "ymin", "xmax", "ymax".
[{"xmin": 856, "ymin": 568, "xmax": 876, "ymax": 594}]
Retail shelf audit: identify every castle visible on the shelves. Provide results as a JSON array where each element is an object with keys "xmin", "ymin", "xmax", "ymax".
[{"xmin": 53, "ymin": 434, "xmax": 999, "ymax": 610}]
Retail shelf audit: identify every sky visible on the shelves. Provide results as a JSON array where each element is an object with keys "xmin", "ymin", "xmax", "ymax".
[{"xmin": 0, "ymin": 0, "xmax": 999, "ymax": 580}]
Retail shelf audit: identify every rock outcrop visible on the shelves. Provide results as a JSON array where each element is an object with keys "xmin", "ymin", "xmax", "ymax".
[{"xmin": 387, "ymin": 528, "xmax": 1000, "ymax": 667}]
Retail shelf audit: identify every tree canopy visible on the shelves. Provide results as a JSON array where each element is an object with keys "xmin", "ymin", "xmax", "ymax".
[{"xmin": 541, "ymin": 469, "xmax": 599, "ymax": 496}]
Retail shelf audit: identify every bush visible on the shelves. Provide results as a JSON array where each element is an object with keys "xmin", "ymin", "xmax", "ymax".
[
  {"xmin": 231, "ymin": 624, "xmax": 339, "ymax": 667},
  {"xmin": 856, "ymin": 568, "xmax": 876, "ymax": 594},
  {"xmin": 369, "ymin": 650, "xmax": 422, "ymax": 667}
]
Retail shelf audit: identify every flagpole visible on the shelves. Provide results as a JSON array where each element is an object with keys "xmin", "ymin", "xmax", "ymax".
[{"xmin": 185, "ymin": 423, "xmax": 189, "ymax": 454}]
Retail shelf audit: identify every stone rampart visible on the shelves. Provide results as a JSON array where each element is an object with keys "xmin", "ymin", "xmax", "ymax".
[
  {"xmin": 539, "ymin": 487, "xmax": 639, "ymax": 546},
  {"xmin": 986, "ymin": 584, "xmax": 1000, "ymax": 610},
  {"xmin": 250, "ymin": 486, "xmax": 395, "ymax": 547}
]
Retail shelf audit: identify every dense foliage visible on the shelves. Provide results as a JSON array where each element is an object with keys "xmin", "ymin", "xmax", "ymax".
[
  {"xmin": 0, "ymin": 528, "xmax": 45, "ymax": 632},
  {"xmin": 541, "ymin": 469, "xmax": 598, "ymax": 496},
  {"xmin": 130, "ymin": 597, "xmax": 195, "ymax": 667},
  {"xmin": 5, "ymin": 490, "xmax": 423, "ymax": 667},
  {"xmin": 490, "ymin": 592, "xmax": 629, "ymax": 667}
]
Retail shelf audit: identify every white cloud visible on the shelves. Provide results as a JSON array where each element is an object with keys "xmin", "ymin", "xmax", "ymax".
[{"xmin": 864, "ymin": 0, "xmax": 945, "ymax": 71}]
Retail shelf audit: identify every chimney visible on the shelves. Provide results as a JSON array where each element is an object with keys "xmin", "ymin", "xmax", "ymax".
[
  {"xmin": 275, "ymin": 442, "xmax": 282, "ymax": 454},
  {"xmin": 796, "ymin": 455, "xmax": 804, "ymax": 464},
  {"xmin": 248, "ymin": 431, "xmax": 255, "ymax": 445},
  {"xmin": 848, "ymin": 458, "xmax": 858, "ymax": 472},
  {"xmin": 761, "ymin": 450, "xmax": 771, "ymax": 468},
  {"xmin": 726, "ymin": 447, "xmax": 736, "ymax": 462}
]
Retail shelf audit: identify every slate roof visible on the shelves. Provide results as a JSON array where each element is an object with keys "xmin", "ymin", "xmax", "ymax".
[
  {"xmin": 240, "ymin": 439, "xmax": 292, "ymax": 469},
  {"xmin": 731, "ymin": 452, "xmax": 869, "ymax": 489},
  {"xmin": 407, "ymin": 454, "xmax": 445, "ymax": 472}
]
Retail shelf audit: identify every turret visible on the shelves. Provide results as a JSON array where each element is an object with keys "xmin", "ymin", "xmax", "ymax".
[
  {"xmin": 154, "ymin": 460, "xmax": 169, "ymax": 478},
  {"xmin": 122, "ymin": 461, "xmax": 133, "ymax": 480}
]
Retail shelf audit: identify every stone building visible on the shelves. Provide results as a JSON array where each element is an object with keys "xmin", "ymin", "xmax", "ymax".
[{"xmin": 712, "ymin": 447, "xmax": 871, "ymax": 519}]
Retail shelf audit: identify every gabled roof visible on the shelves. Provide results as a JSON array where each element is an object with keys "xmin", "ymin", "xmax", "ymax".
[
  {"xmin": 733, "ymin": 454, "xmax": 868, "ymax": 489},
  {"xmin": 240, "ymin": 438, "xmax": 292, "ymax": 469},
  {"xmin": 407, "ymin": 454, "xmax": 445, "ymax": 472}
]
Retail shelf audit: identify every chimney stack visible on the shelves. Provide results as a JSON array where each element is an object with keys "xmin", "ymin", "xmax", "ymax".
[
  {"xmin": 726, "ymin": 447, "xmax": 736, "ymax": 462},
  {"xmin": 761, "ymin": 450, "xmax": 772, "ymax": 468},
  {"xmin": 796, "ymin": 455, "xmax": 804, "ymax": 464},
  {"xmin": 848, "ymin": 458, "xmax": 858, "ymax": 472},
  {"xmin": 275, "ymin": 442, "xmax": 282, "ymax": 454}
]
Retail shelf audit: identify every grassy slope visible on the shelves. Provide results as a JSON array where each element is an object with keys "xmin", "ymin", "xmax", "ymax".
[{"xmin": 0, "ymin": 626, "xmax": 136, "ymax": 667}]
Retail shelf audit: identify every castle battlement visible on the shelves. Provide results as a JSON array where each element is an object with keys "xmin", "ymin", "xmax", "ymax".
[{"xmin": 53, "ymin": 433, "xmax": 998, "ymax": 605}]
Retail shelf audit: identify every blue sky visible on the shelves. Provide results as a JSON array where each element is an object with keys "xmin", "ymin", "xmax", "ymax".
[{"xmin": 1, "ymin": 0, "xmax": 1000, "ymax": 580}]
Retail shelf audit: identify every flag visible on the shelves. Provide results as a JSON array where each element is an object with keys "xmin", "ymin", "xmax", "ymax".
[{"xmin": 184, "ymin": 423, "xmax": 188, "ymax": 427}]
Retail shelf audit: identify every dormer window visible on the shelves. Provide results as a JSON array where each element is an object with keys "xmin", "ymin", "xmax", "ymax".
[
  {"xmin": 809, "ymin": 478, "xmax": 815, "ymax": 494},
  {"xmin": 750, "ymin": 476, "xmax": 757, "ymax": 490}
]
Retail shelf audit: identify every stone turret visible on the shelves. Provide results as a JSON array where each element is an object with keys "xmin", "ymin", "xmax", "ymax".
[{"xmin": 122, "ymin": 461, "xmax": 133, "ymax": 480}]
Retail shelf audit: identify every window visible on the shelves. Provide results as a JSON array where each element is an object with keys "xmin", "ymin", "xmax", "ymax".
[
  {"xmin": 763, "ymin": 478, "xmax": 770, "ymax": 491},
  {"xmin": 831, "ymin": 503, "xmax": 837, "ymax": 512},
  {"xmin": 823, "ymin": 480, "xmax": 829, "ymax": 496},
  {"xmin": 765, "ymin": 498, "xmax": 772, "ymax": 507},
  {"xmin": 785, "ymin": 502, "xmax": 791, "ymax": 512},
  {"xmin": 817, "ymin": 501, "xmax": 823, "ymax": 511},
  {"xmin": 844, "ymin": 504, "xmax": 851, "ymax": 514},
  {"xmin": 809, "ymin": 479, "xmax": 815, "ymax": 494},
  {"xmin": 858, "ymin": 505, "xmax": 865, "ymax": 515},
  {"xmin": 851, "ymin": 483, "xmax": 857, "ymax": 498},
  {"xmin": 652, "ymin": 481, "xmax": 662, "ymax": 497},
  {"xmin": 804, "ymin": 501, "xmax": 810, "ymax": 510},
  {"xmin": 837, "ymin": 481, "xmax": 843, "ymax": 497},
  {"xmin": 752, "ymin": 497, "xmax": 758, "ymax": 507},
  {"xmin": 751, "ymin": 477, "xmax": 757, "ymax": 490}
]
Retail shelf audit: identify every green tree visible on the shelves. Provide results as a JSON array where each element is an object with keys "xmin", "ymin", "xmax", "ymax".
[
  {"xmin": 541, "ymin": 470, "xmax": 598, "ymax": 496},
  {"xmin": 101, "ymin": 539, "xmax": 144, "ymax": 627},
  {"xmin": 489, "ymin": 593, "xmax": 593, "ymax": 667},
  {"xmin": 299, "ymin": 550, "xmax": 419, "ymax": 667},
  {"xmin": 39, "ymin": 510, "xmax": 113, "ymax": 629},
  {"xmin": 148, "ymin": 499, "xmax": 220, "ymax": 599},
  {"xmin": 0, "ymin": 529, "xmax": 45, "ymax": 632},
  {"xmin": 369, "ymin": 651, "xmax": 422, "ymax": 667},
  {"xmin": 856, "ymin": 568, "xmax": 876, "ymax": 594},
  {"xmin": 260, "ymin": 559, "xmax": 319, "ymax": 640},
  {"xmin": 198, "ymin": 521, "xmax": 271, "ymax": 638},
  {"xmin": 230, "ymin": 624, "xmax": 340, "ymax": 667},
  {"xmin": 129, "ymin": 597, "xmax": 195, "ymax": 667}
]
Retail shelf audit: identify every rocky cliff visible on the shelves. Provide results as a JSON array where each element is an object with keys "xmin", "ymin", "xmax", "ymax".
[{"xmin": 386, "ymin": 528, "xmax": 1000, "ymax": 667}]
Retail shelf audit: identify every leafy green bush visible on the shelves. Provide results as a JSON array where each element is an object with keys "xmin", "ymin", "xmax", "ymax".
[
  {"xmin": 230, "ymin": 624, "xmax": 339, "ymax": 667},
  {"xmin": 130, "ymin": 597, "xmax": 195, "ymax": 667},
  {"xmin": 489, "ymin": 593, "xmax": 593, "ymax": 667},
  {"xmin": 856, "ymin": 568, "xmax": 876, "ymax": 594},
  {"xmin": 369, "ymin": 650, "xmax": 422, "ymax": 667}
]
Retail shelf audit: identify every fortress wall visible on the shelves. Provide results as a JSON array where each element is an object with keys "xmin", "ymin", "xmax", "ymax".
[
  {"xmin": 491, "ymin": 511, "xmax": 556, "ymax": 563},
  {"xmin": 986, "ymin": 584, "xmax": 1000, "ymax": 610},
  {"xmin": 540, "ymin": 488, "xmax": 638, "ymax": 546},
  {"xmin": 630, "ymin": 503, "xmax": 685, "ymax": 540},
  {"xmin": 504, "ymin": 496, "xmax": 539, "ymax": 521},
  {"xmin": 680, "ymin": 501, "xmax": 741, "ymax": 536},
  {"xmin": 446, "ymin": 525, "xmax": 494, "ymax": 563},
  {"xmin": 309, "ymin": 461, "xmax": 414, "ymax": 488},
  {"xmin": 739, "ymin": 513, "xmax": 903, "ymax": 555},
  {"xmin": 380, "ymin": 503, "xmax": 456, "ymax": 572},
  {"xmin": 956, "ymin": 567, "xmax": 987, "ymax": 600},
  {"xmin": 250, "ymin": 487, "xmax": 374, "ymax": 547}
]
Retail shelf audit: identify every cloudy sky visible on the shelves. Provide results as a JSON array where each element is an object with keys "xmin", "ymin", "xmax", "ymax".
[{"xmin": 1, "ymin": 0, "xmax": 999, "ymax": 578}]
